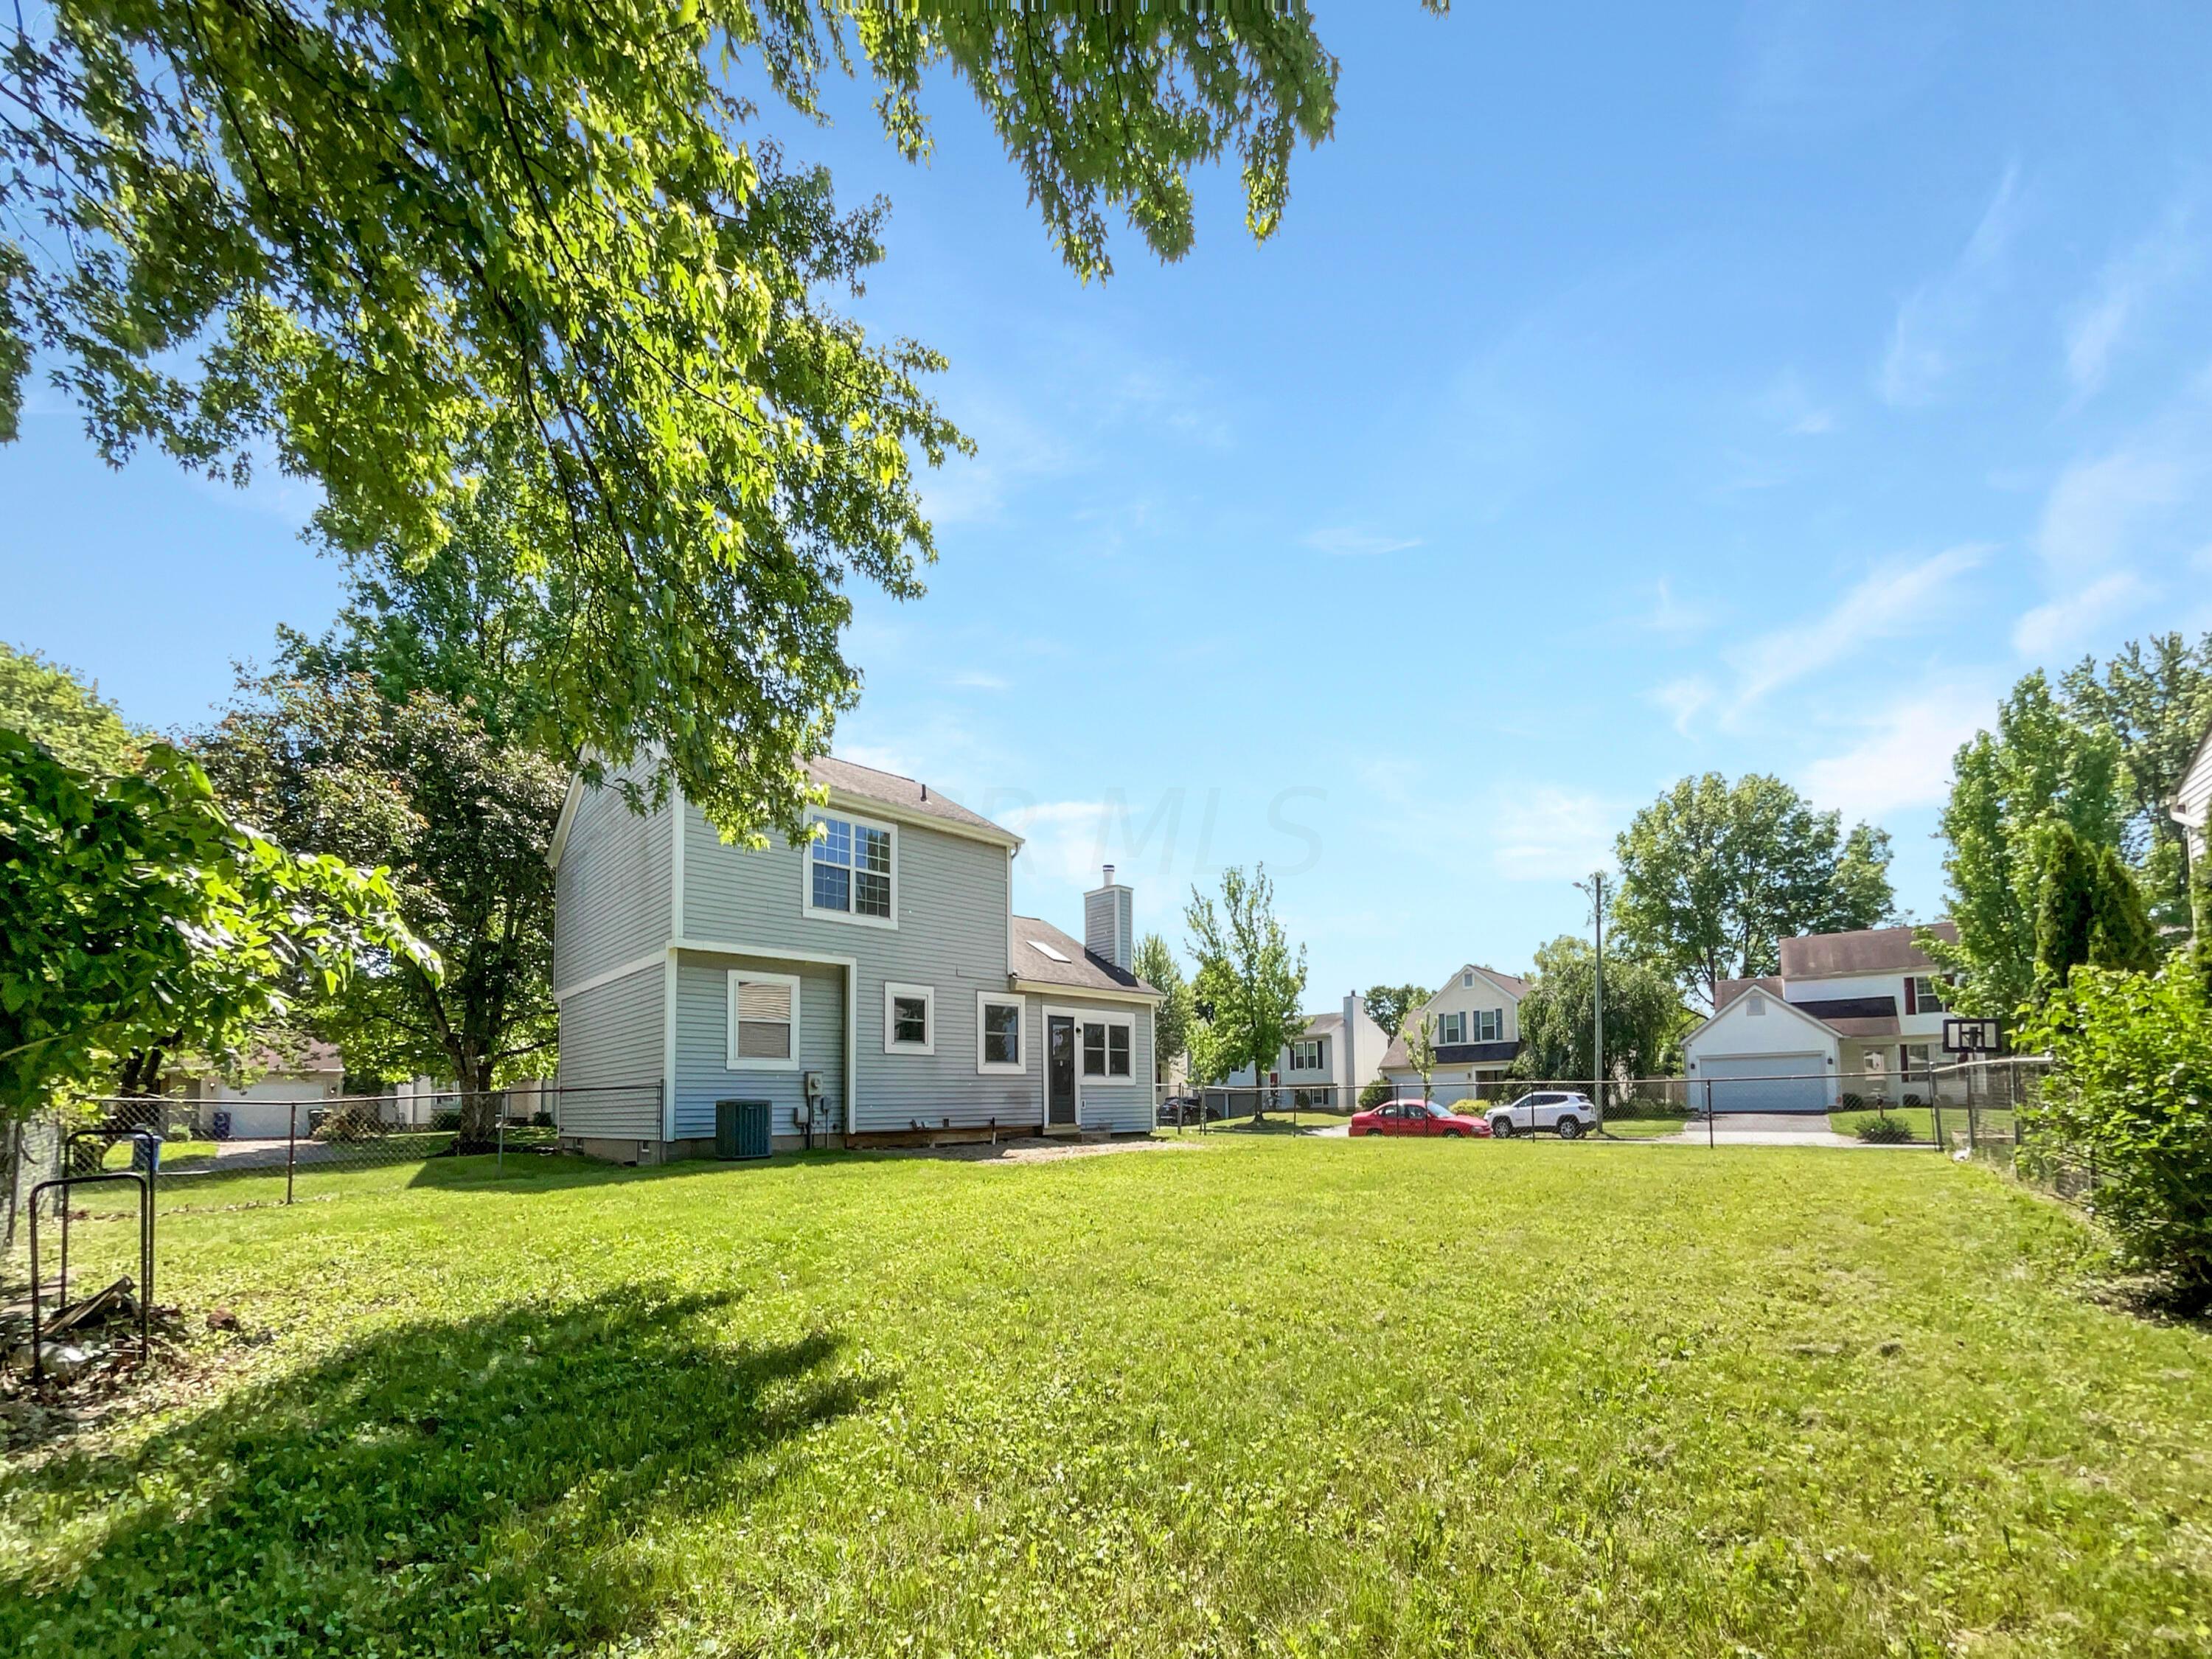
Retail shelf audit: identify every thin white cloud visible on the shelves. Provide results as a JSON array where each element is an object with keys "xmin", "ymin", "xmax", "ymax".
[
  {"xmin": 1490, "ymin": 786, "xmax": 1621, "ymax": 883},
  {"xmin": 1757, "ymin": 369, "xmax": 1837, "ymax": 436},
  {"xmin": 2011, "ymin": 570, "xmax": 2154, "ymax": 660},
  {"xmin": 1878, "ymin": 164, "xmax": 2024, "ymax": 406},
  {"xmin": 1800, "ymin": 682, "xmax": 1997, "ymax": 817},
  {"xmin": 1645, "ymin": 578, "xmax": 1714, "ymax": 636},
  {"xmin": 1727, "ymin": 543, "xmax": 1991, "ymax": 714},
  {"xmin": 1301, "ymin": 527, "xmax": 1424, "ymax": 557},
  {"xmin": 999, "ymin": 799, "xmax": 1118, "ymax": 888},
  {"xmin": 1653, "ymin": 675, "xmax": 1714, "ymax": 734},
  {"xmin": 2036, "ymin": 445, "xmax": 2191, "ymax": 576},
  {"xmin": 2064, "ymin": 206, "xmax": 2198, "ymax": 396},
  {"xmin": 947, "ymin": 669, "xmax": 1009, "ymax": 692}
]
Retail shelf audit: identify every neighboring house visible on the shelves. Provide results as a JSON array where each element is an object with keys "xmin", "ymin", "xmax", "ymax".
[
  {"xmin": 2172, "ymin": 717, "xmax": 2212, "ymax": 869},
  {"xmin": 170, "ymin": 1040, "xmax": 346, "ymax": 1139},
  {"xmin": 1377, "ymin": 965, "xmax": 1528, "ymax": 1100},
  {"xmin": 549, "ymin": 755, "xmax": 1160, "ymax": 1159},
  {"xmin": 1222, "ymin": 996, "xmax": 1389, "ymax": 1107},
  {"xmin": 1680, "ymin": 922, "xmax": 1961, "ymax": 1113}
]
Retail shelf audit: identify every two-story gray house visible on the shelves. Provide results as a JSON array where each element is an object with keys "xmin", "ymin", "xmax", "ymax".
[{"xmin": 549, "ymin": 754, "xmax": 1159, "ymax": 1159}]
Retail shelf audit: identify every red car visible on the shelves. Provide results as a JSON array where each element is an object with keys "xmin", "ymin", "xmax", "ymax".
[{"xmin": 1349, "ymin": 1099, "xmax": 1492, "ymax": 1138}]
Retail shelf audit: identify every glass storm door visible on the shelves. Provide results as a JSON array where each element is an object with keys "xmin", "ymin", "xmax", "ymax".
[{"xmin": 1046, "ymin": 1015, "xmax": 1077, "ymax": 1129}]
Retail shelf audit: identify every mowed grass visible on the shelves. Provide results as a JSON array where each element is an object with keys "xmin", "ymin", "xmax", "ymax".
[
  {"xmin": 1829, "ymin": 1105, "xmax": 2016, "ymax": 1145},
  {"xmin": 5, "ymin": 1141, "xmax": 2211, "ymax": 1658}
]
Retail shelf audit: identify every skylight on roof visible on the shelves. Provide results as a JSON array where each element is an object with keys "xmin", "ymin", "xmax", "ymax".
[{"xmin": 1029, "ymin": 939, "xmax": 1070, "ymax": 963}]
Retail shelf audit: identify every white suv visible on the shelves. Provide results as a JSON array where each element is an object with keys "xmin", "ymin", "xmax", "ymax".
[{"xmin": 1486, "ymin": 1091, "xmax": 1596, "ymax": 1139}]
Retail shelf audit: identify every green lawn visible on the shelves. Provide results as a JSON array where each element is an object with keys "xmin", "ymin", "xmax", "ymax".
[
  {"xmin": 6, "ymin": 1139, "xmax": 2209, "ymax": 1657},
  {"xmin": 1829, "ymin": 1105, "xmax": 2014, "ymax": 1144},
  {"xmin": 1597, "ymin": 1115, "xmax": 1691, "ymax": 1138}
]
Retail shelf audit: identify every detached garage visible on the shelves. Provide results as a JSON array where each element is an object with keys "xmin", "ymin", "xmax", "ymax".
[{"xmin": 1682, "ymin": 985, "xmax": 1840, "ymax": 1114}]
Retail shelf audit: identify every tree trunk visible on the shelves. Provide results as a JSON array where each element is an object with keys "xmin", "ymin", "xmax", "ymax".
[{"xmin": 452, "ymin": 1051, "xmax": 501, "ymax": 1152}]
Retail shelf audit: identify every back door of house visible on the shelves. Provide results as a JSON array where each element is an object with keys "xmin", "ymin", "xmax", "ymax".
[{"xmin": 1046, "ymin": 1015, "xmax": 1077, "ymax": 1130}]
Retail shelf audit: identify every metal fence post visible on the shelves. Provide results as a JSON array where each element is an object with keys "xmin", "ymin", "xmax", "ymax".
[
  {"xmin": 497, "ymin": 1108, "xmax": 505, "ymax": 1177},
  {"xmin": 285, "ymin": 1101, "xmax": 298, "ymax": 1206}
]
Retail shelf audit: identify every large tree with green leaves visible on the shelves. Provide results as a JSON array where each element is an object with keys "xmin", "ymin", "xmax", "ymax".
[
  {"xmin": 1924, "ymin": 672, "xmax": 2125, "ymax": 1018},
  {"xmin": 1132, "ymin": 933, "xmax": 1192, "ymax": 1085},
  {"xmin": 2, "ymin": 1, "xmax": 1397, "ymax": 840},
  {"xmin": 1360, "ymin": 983, "xmax": 1430, "ymax": 1041},
  {"xmin": 1184, "ymin": 864, "xmax": 1307, "ymax": 1118},
  {"xmin": 2032, "ymin": 821, "xmax": 2159, "ymax": 999},
  {"xmin": 1, "ymin": 733, "xmax": 423, "ymax": 1121},
  {"xmin": 0, "ymin": 641, "xmax": 142, "ymax": 776},
  {"xmin": 1612, "ymin": 773, "xmax": 1896, "ymax": 1007},
  {"xmin": 1511, "ymin": 936, "xmax": 1691, "ymax": 1082},
  {"xmin": 2062, "ymin": 631, "xmax": 2212, "ymax": 935}
]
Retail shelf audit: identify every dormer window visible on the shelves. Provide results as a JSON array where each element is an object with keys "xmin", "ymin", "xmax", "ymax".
[{"xmin": 804, "ymin": 812, "xmax": 896, "ymax": 927}]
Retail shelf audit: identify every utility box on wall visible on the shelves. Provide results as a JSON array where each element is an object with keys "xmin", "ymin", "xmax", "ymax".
[{"xmin": 714, "ymin": 1099, "xmax": 773, "ymax": 1161}]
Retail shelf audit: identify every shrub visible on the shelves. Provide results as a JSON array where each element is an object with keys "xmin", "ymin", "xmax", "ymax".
[
  {"xmin": 429, "ymin": 1107, "xmax": 462, "ymax": 1131},
  {"xmin": 1855, "ymin": 1113, "xmax": 1913, "ymax": 1144},
  {"xmin": 531, "ymin": 1110, "xmax": 554, "ymax": 1128},
  {"xmin": 1839, "ymin": 1091, "xmax": 1864, "ymax": 1110},
  {"xmin": 2028, "ymin": 961, "xmax": 2212, "ymax": 1309},
  {"xmin": 312, "ymin": 1099, "xmax": 388, "ymax": 1141},
  {"xmin": 1902, "ymin": 1091, "xmax": 1924, "ymax": 1108},
  {"xmin": 1358, "ymin": 1079, "xmax": 1393, "ymax": 1109}
]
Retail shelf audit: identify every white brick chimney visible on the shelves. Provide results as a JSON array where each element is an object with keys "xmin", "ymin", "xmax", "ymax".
[{"xmin": 1084, "ymin": 863, "xmax": 1133, "ymax": 971}]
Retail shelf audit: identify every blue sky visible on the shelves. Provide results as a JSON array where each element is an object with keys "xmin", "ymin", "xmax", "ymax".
[{"xmin": 6, "ymin": 2, "xmax": 2212, "ymax": 1005}]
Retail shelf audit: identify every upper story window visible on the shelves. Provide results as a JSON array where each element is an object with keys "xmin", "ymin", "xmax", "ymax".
[
  {"xmin": 805, "ymin": 812, "xmax": 895, "ymax": 927},
  {"xmin": 1905, "ymin": 975, "xmax": 1948, "ymax": 1015},
  {"xmin": 1462, "ymin": 970, "xmax": 1475, "ymax": 987},
  {"xmin": 1472, "ymin": 1009, "xmax": 1503, "ymax": 1042},
  {"xmin": 1745, "ymin": 996, "xmax": 1767, "ymax": 1017},
  {"xmin": 1290, "ymin": 1037, "xmax": 1325, "ymax": 1071},
  {"xmin": 1439, "ymin": 1012, "xmax": 1467, "ymax": 1044}
]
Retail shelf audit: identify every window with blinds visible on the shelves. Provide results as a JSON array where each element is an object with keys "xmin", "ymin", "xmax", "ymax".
[{"xmin": 728, "ymin": 971, "xmax": 800, "ymax": 1068}]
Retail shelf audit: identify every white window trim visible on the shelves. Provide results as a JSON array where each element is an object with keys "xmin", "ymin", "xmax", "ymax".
[
  {"xmin": 1439, "ymin": 1011, "xmax": 1467, "ymax": 1045},
  {"xmin": 727, "ymin": 969, "xmax": 803, "ymax": 1071},
  {"xmin": 882, "ymin": 980, "xmax": 936, "ymax": 1056},
  {"xmin": 1290, "ymin": 1037, "xmax": 1324, "ymax": 1072},
  {"xmin": 1079, "ymin": 1009, "xmax": 1138, "ymax": 1081},
  {"xmin": 800, "ymin": 810, "xmax": 900, "ymax": 931},
  {"xmin": 976, "ymin": 990, "xmax": 1026, "ymax": 1075},
  {"xmin": 1472, "ymin": 1009, "xmax": 1503, "ymax": 1043}
]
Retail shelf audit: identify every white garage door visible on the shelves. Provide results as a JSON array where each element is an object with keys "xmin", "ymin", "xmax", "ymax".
[
  {"xmin": 1697, "ymin": 1054, "xmax": 1830, "ymax": 1114},
  {"xmin": 213, "ymin": 1082, "xmax": 325, "ymax": 1139}
]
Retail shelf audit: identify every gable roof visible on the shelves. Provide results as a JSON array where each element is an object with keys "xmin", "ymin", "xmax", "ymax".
[
  {"xmin": 1778, "ymin": 922, "xmax": 1957, "ymax": 979},
  {"xmin": 550, "ymin": 750, "xmax": 1020, "ymax": 868},
  {"xmin": 807, "ymin": 756, "xmax": 1019, "ymax": 846},
  {"xmin": 1428, "ymin": 964, "xmax": 1528, "ymax": 1005},
  {"xmin": 1009, "ymin": 915, "xmax": 1159, "ymax": 998},
  {"xmin": 1683, "ymin": 981, "xmax": 1842, "ymax": 1051}
]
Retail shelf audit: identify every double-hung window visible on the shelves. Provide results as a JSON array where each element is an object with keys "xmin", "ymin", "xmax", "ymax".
[
  {"xmin": 1472, "ymin": 1009, "xmax": 1502, "ymax": 1043},
  {"xmin": 883, "ymin": 982, "xmax": 935, "ymax": 1055},
  {"xmin": 1905, "ymin": 975, "xmax": 1947, "ymax": 1015},
  {"xmin": 1081, "ymin": 1016, "xmax": 1133, "ymax": 1079},
  {"xmin": 1439, "ymin": 1011, "xmax": 1467, "ymax": 1045},
  {"xmin": 1290, "ymin": 1037, "xmax": 1324, "ymax": 1071},
  {"xmin": 805, "ymin": 813, "xmax": 894, "ymax": 925},
  {"xmin": 728, "ymin": 970, "xmax": 801, "ymax": 1069},
  {"xmin": 977, "ymin": 993, "xmax": 1024, "ymax": 1074}
]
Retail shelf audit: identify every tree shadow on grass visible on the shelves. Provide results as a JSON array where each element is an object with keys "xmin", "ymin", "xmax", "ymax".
[{"xmin": 0, "ymin": 1288, "xmax": 882, "ymax": 1656}]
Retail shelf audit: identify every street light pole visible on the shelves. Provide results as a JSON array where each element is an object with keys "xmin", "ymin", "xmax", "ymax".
[{"xmin": 1575, "ymin": 871, "xmax": 1608, "ymax": 1133}]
